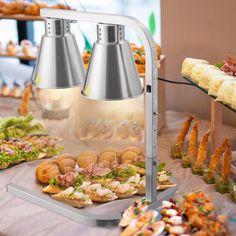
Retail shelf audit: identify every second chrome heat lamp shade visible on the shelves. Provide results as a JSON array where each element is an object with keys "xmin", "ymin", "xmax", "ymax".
[
  {"xmin": 82, "ymin": 24, "xmax": 143, "ymax": 100},
  {"xmin": 32, "ymin": 18, "xmax": 85, "ymax": 89}
]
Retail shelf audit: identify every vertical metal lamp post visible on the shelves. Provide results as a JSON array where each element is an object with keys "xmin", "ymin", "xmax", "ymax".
[{"xmin": 7, "ymin": 9, "xmax": 159, "ymax": 225}]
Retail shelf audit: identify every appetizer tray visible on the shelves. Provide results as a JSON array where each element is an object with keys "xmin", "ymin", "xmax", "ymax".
[
  {"xmin": 5, "ymin": 141, "xmax": 178, "ymax": 226},
  {"xmin": 7, "ymin": 179, "xmax": 178, "ymax": 226},
  {"xmin": 182, "ymin": 76, "xmax": 236, "ymax": 113},
  {"xmin": 119, "ymin": 191, "xmax": 229, "ymax": 236}
]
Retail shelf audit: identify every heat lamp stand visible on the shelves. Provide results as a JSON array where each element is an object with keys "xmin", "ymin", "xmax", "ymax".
[{"xmin": 7, "ymin": 9, "xmax": 170, "ymax": 226}]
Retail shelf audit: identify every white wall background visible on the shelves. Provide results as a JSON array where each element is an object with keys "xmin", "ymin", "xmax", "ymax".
[{"xmin": 161, "ymin": 0, "xmax": 236, "ymax": 126}]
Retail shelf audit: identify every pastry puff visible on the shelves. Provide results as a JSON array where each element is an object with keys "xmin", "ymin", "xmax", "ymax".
[
  {"xmin": 121, "ymin": 145, "xmax": 143, "ymax": 164},
  {"xmin": 77, "ymin": 151, "xmax": 97, "ymax": 168},
  {"xmin": 100, "ymin": 147, "xmax": 121, "ymax": 163},
  {"xmin": 36, "ymin": 160, "xmax": 60, "ymax": 184},
  {"xmin": 122, "ymin": 146, "xmax": 143, "ymax": 156},
  {"xmin": 57, "ymin": 153, "xmax": 76, "ymax": 174},
  {"xmin": 98, "ymin": 151, "xmax": 117, "ymax": 167}
]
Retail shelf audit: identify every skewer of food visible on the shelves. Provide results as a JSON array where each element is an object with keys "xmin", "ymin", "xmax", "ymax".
[
  {"xmin": 171, "ymin": 114, "xmax": 194, "ymax": 159},
  {"xmin": 182, "ymin": 120, "xmax": 200, "ymax": 168},
  {"xmin": 192, "ymin": 130, "xmax": 210, "ymax": 175},
  {"xmin": 215, "ymin": 140, "xmax": 232, "ymax": 194},
  {"xmin": 203, "ymin": 139, "xmax": 228, "ymax": 184}
]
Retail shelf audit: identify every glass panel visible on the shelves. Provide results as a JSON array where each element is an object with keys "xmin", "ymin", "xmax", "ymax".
[{"xmin": 182, "ymin": 76, "xmax": 236, "ymax": 113}]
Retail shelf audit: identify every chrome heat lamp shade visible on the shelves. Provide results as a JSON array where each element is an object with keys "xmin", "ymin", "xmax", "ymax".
[
  {"xmin": 82, "ymin": 24, "xmax": 143, "ymax": 100},
  {"xmin": 32, "ymin": 19, "xmax": 85, "ymax": 89}
]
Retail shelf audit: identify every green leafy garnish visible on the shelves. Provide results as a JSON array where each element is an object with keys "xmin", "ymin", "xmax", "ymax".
[
  {"xmin": 214, "ymin": 62, "xmax": 224, "ymax": 69},
  {"xmin": 0, "ymin": 113, "xmax": 45, "ymax": 139},
  {"xmin": 113, "ymin": 165, "xmax": 137, "ymax": 178},
  {"xmin": 74, "ymin": 175, "xmax": 84, "ymax": 187},
  {"xmin": 91, "ymin": 172, "xmax": 115, "ymax": 180},
  {"xmin": 42, "ymin": 145, "xmax": 64, "ymax": 156},
  {"xmin": 133, "ymin": 161, "xmax": 145, "ymax": 169},
  {"xmin": 158, "ymin": 162, "xmax": 166, "ymax": 172},
  {"xmin": 49, "ymin": 177, "xmax": 60, "ymax": 188},
  {"xmin": 134, "ymin": 208, "xmax": 140, "ymax": 215}
]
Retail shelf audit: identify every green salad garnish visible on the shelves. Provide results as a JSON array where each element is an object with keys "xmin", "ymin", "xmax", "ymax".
[
  {"xmin": 91, "ymin": 172, "xmax": 115, "ymax": 180},
  {"xmin": 0, "ymin": 113, "xmax": 45, "ymax": 139},
  {"xmin": 49, "ymin": 177, "xmax": 61, "ymax": 188},
  {"xmin": 133, "ymin": 161, "xmax": 145, "ymax": 169},
  {"xmin": 113, "ymin": 165, "xmax": 137, "ymax": 178},
  {"xmin": 42, "ymin": 145, "xmax": 64, "ymax": 156},
  {"xmin": 158, "ymin": 162, "xmax": 167, "ymax": 172},
  {"xmin": 0, "ymin": 145, "xmax": 39, "ymax": 165},
  {"xmin": 74, "ymin": 175, "xmax": 84, "ymax": 187}
]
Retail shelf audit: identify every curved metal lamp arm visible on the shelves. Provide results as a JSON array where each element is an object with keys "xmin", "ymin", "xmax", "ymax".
[{"xmin": 40, "ymin": 8, "xmax": 158, "ymax": 203}]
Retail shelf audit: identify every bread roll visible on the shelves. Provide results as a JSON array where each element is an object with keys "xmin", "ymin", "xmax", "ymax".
[
  {"xmin": 77, "ymin": 151, "xmax": 97, "ymax": 168},
  {"xmin": 57, "ymin": 154, "xmax": 76, "ymax": 174},
  {"xmin": 98, "ymin": 151, "xmax": 117, "ymax": 167},
  {"xmin": 121, "ymin": 146, "xmax": 143, "ymax": 156},
  {"xmin": 100, "ymin": 147, "xmax": 121, "ymax": 163},
  {"xmin": 121, "ymin": 151, "xmax": 138, "ymax": 164},
  {"xmin": 36, "ymin": 160, "xmax": 60, "ymax": 184}
]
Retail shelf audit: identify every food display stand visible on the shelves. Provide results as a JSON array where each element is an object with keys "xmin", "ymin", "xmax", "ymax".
[
  {"xmin": 0, "ymin": 3, "xmax": 236, "ymax": 236},
  {"xmin": 182, "ymin": 76, "xmax": 236, "ymax": 153}
]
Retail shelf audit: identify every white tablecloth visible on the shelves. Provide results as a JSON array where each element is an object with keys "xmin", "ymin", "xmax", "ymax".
[{"xmin": 0, "ymin": 98, "xmax": 236, "ymax": 236}]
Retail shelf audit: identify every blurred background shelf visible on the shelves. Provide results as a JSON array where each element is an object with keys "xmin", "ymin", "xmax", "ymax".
[
  {"xmin": 0, "ymin": 14, "xmax": 43, "ymax": 21},
  {"xmin": 0, "ymin": 54, "xmax": 37, "ymax": 61}
]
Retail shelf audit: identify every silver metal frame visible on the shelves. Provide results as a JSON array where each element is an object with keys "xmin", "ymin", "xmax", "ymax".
[{"xmin": 7, "ymin": 9, "xmax": 161, "ymax": 225}]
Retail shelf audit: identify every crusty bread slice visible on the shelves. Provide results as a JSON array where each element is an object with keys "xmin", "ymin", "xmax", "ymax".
[{"xmin": 52, "ymin": 194, "xmax": 92, "ymax": 208}]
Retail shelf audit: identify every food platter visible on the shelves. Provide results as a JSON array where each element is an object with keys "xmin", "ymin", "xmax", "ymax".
[{"xmin": 7, "ymin": 179, "xmax": 177, "ymax": 226}]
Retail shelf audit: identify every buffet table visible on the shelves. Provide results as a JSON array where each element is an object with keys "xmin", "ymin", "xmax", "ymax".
[{"xmin": 0, "ymin": 98, "xmax": 236, "ymax": 236}]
